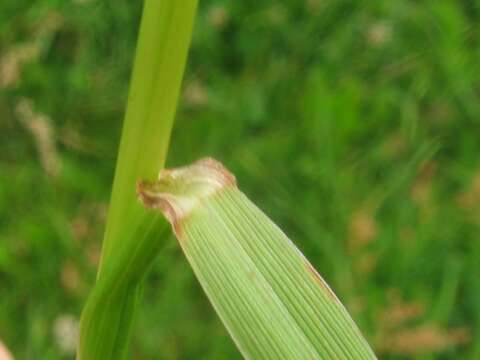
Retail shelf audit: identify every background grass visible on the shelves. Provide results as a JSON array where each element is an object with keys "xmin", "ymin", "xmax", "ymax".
[{"xmin": 1, "ymin": 0, "xmax": 480, "ymax": 359}]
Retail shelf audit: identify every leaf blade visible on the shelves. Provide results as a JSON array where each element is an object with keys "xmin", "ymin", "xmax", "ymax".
[{"xmin": 139, "ymin": 158, "xmax": 376, "ymax": 359}]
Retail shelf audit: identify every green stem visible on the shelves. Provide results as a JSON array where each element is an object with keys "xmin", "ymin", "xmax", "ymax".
[{"xmin": 77, "ymin": 1, "xmax": 198, "ymax": 359}]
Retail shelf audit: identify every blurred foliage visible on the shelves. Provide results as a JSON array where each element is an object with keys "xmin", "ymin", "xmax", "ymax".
[{"xmin": 1, "ymin": 0, "xmax": 480, "ymax": 359}]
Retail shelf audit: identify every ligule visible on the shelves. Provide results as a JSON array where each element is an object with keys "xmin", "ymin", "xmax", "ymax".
[{"xmin": 139, "ymin": 158, "xmax": 376, "ymax": 359}]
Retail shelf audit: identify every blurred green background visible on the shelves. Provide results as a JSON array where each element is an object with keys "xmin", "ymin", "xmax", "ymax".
[{"xmin": 1, "ymin": 0, "xmax": 480, "ymax": 359}]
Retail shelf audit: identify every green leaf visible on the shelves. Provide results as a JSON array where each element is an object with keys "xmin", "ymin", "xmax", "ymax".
[
  {"xmin": 139, "ymin": 158, "xmax": 376, "ymax": 359},
  {"xmin": 77, "ymin": 1, "xmax": 198, "ymax": 359}
]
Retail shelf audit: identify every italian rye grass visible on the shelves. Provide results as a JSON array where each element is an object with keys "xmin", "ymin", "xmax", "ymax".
[{"xmin": 77, "ymin": 1, "xmax": 375, "ymax": 358}]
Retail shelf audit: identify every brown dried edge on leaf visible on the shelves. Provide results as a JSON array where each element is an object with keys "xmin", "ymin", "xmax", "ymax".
[
  {"xmin": 305, "ymin": 260, "xmax": 340, "ymax": 304},
  {"xmin": 137, "ymin": 157, "xmax": 236, "ymax": 236}
]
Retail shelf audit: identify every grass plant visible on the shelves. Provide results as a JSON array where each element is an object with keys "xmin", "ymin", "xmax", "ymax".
[
  {"xmin": 1, "ymin": 1, "xmax": 478, "ymax": 359},
  {"xmin": 78, "ymin": 1, "xmax": 376, "ymax": 358}
]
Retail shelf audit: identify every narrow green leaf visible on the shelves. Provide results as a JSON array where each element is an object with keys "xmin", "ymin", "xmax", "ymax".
[
  {"xmin": 78, "ymin": 1, "xmax": 198, "ymax": 359},
  {"xmin": 138, "ymin": 158, "xmax": 377, "ymax": 359}
]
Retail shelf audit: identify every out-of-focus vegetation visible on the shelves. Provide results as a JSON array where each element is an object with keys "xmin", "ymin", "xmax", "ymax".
[{"xmin": 1, "ymin": 0, "xmax": 479, "ymax": 359}]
